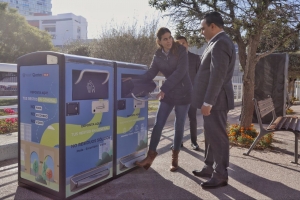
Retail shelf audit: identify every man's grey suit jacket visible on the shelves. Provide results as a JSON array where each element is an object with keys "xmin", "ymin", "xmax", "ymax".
[{"xmin": 192, "ymin": 32, "xmax": 236, "ymax": 111}]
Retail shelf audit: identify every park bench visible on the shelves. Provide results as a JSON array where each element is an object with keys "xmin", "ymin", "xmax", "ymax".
[{"xmin": 243, "ymin": 96, "xmax": 299, "ymax": 164}]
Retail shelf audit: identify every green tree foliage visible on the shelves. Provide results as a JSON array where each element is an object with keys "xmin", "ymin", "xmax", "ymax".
[
  {"xmin": 149, "ymin": 0, "xmax": 300, "ymax": 127},
  {"xmin": 92, "ymin": 18, "xmax": 158, "ymax": 67},
  {"xmin": 257, "ymin": 26, "xmax": 299, "ymax": 53},
  {"xmin": 0, "ymin": 2, "xmax": 54, "ymax": 63},
  {"xmin": 32, "ymin": 159, "xmax": 39, "ymax": 178},
  {"xmin": 63, "ymin": 39, "xmax": 93, "ymax": 57}
]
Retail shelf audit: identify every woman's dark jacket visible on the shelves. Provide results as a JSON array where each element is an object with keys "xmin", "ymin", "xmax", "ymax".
[{"xmin": 138, "ymin": 44, "xmax": 192, "ymax": 105}]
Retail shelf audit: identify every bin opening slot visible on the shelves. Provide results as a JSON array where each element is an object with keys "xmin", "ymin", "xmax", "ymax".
[
  {"xmin": 72, "ymin": 70, "xmax": 109, "ymax": 100},
  {"xmin": 70, "ymin": 164, "xmax": 110, "ymax": 192},
  {"xmin": 119, "ymin": 149, "xmax": 147, "ymax": 171}
]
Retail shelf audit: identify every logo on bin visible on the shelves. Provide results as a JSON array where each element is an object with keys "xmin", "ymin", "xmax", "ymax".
[{"xmin": 87, "ymin": 80, "xmax": 95, "ymax": 93}]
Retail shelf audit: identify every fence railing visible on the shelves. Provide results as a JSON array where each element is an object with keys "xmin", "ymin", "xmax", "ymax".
[
  {"xmin": 232, "ymin": 75, "xmax": 243, "ymax": 83},
  {"xmin": 294, "ymin": 81, "xmax": 300, "ymax": 100},
  {"xmin": 153, "ymin": 76, "xmax": 244, "ymax": 102},
  {"xmin": 232, "ymin": 83, "xmax": 243, "ymax": 102}
]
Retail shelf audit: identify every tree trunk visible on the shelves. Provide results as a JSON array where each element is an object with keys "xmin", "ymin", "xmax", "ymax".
[
  {"xmin": 240, "ymin": 39, "xmax": 260, "ymax": 128},
  {"xmin": 240, "ymin": 72, "xmax": 255, "ymax": 128}
]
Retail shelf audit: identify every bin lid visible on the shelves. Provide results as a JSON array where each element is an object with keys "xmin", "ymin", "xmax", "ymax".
[
  {"xmin": 17, "ymin": 51, "xmax": 115, "ymax": 68},
  {"xmin": 115, "ymin": 61, "xmax": 147, "ymax": 70}
]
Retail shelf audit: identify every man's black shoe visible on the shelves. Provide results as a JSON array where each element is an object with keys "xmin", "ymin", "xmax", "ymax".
[
  {"xmin": 191, "ymin": 143, "xmax": 200, "ymax": 150},
  {"xmin": 170, "ymin": 142, "xmax": 184, "ymax": 149},
  {"xmin": 192, "ymin": 169, "xmax": 212, "ymax": 178},
  {"xmin": 201, "ymin": 178, "xmax": 228, "ymax": 189}
]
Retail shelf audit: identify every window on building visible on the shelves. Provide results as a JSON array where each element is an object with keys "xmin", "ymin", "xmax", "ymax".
[{"xmin": 45, "ymin": 27, "xmax": 56, "ymax": 32}]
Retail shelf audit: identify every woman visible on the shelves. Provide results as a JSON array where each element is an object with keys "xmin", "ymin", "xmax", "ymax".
[{"xmin": 134, "ymin": 27, "xmax": 192, "ymax": 171}]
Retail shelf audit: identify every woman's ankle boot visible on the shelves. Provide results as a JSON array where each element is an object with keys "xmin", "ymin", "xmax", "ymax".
[
  {"xmin": 136, "ymin": 150, "xmax": 158, "ymax": 170},
  {"xmin": 170, "ymin": 150, "xmax": 180, "ymax": 172}
]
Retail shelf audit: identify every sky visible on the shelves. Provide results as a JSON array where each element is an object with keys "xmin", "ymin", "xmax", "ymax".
[{"xmin": 51, "ymin": 0, "xmax": 173, "ymax": 39}]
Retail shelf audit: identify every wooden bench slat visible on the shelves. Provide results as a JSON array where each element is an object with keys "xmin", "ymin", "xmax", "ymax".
[
  {"xmin": 259, "ymin": 104, "xmax": 275, "ymax": 118},
  {"xmin": 259, "ymin": 102, "xmax": 274, "ymax": 110},
  {"xmin": 288, "ymin": 117, "xmax": 298, "ymax": 130},
  {"xmin": 276, "ymin": 117, "xmax": 288, "ymax": 129},
  {"xmin": 258, "ymin": 101, "xmax": 273, "ymax": 108},
  {"xmin": 257, "ymin": 98, "xmax": 273, "ymax": 106},
  {"xmin": 295, "ymin": 119, "xmax": 300, "ymax": 132},
  {"xmin": 258, "ymin": 102, "xmax": 274, "ymax": 109},
  {"xmin": 282, "ymin": 117, "xmax": 297, "ymax": 130},
  {"xmin": 267, "ymin": 116, "xmax": 282, "ymax": 130}
]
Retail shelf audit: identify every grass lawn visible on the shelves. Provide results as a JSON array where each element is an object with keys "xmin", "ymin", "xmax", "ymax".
[
  {"xmin": 148, "ymin": 100, "xmax": 159, "ymax": 112},
  {"xmin": 0, "ymin": 99, "xmax": 18, "ymax": 106}
]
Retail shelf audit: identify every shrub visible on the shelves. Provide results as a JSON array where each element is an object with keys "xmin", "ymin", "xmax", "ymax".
[
  {"xmin": 0, "ymin": 118, "xmax": 18, "ymax": 134},
  {"xmin": 286, "ymin": 108, "xmax": 294, "ymax": 115},
  {"xmin": 227, "ymin": 123, "xmax": 273, "ymax": 149},
  {"xmin": 0, "ymin": 108, "xmax": 15, "ymax": 116}
]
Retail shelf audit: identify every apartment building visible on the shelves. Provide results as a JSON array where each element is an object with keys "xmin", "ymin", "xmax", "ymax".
[
  {"xmin": 26, "ymin": 13, "xmax": 88, "ymax": 46},
  {"xmin": 0, "ymin": 0, "xmax": 52, "ymax": 16}
]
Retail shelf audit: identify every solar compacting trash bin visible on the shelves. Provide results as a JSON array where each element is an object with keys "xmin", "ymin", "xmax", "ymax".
[{"xmin": 17, "ymin": 52, "xmax": 156, "ymax": 199}]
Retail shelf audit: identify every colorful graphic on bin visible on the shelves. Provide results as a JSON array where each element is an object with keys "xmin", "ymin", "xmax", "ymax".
[
  {"xmin": 64, "ymin": 63, "xmax": 114, "ymax": 197},
  {"xmin": 116, "ymin": 67, "xmax": 148, "ymax": 175},
  {"xmin": 19, "ymin": 65, "xmax": 60, "ymax": 191}
]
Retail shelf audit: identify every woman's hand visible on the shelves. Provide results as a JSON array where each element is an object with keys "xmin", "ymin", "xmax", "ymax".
[{"xmin": 156, "ymin": 91, "xmax": 165, "ymax": 100}]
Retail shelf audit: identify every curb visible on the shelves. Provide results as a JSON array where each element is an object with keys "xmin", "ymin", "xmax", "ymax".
[
  {"xmin": 0, "ymin": 143, "xmax": 18, "ymax": 161},
  {"xmin": 0, "ymin": 132, "xmax": 18, "ymax": 162}
]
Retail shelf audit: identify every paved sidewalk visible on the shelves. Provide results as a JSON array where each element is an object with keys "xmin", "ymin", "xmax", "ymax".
[{"xmin": 1, "ymin": 105, "xmax": 300, "ymax": 200}]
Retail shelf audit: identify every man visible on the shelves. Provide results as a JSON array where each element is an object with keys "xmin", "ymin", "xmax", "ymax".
[
  {"xmin": 175, "ymin": 36, "xmax": 201, "ymax": 150},
  {"xmin": 191, "ymin": 12, "xmax": 236, "ymax": 189}
]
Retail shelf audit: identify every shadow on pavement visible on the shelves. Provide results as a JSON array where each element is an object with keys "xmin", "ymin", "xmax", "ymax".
[
  {"xmin": 228, "ymin": 162, "xmax": 300, "ymax": 199},
  {"xmin": 243, "ymin": 155, "xmax": 300, "ymax": 172},
  {"xmin": 74, "ymin": 168, "xmax": 202, "ymax": 200},
  {"xmin": 14, "ymin": 186, "xmax": 51, "ymax": 200}
]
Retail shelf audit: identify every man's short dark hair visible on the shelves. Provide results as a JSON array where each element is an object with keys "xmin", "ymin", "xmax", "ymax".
[
  {"xmin": 175, "ymin": 36, "xmax": 187, "ymax": 42},
  {"xmin": 204, "ymin": 11, "xmax": 224, "ymax": 28}
]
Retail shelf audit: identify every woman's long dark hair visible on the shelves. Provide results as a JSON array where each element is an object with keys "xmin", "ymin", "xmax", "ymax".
[{"xmin": 156, "ymin": 27, "xmax": 179, "ymax": 56}]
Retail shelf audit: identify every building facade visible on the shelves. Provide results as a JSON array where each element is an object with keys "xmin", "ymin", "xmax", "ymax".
[
  {"xmin": 0, "ymin": 0, "xmax": 52, "ymax": 16},
  {"xmin": 26, "ymin": 13, "xmax": 88, "ymax": 46}
]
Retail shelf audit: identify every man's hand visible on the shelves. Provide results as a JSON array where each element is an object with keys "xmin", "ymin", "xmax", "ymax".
[
  {"xmin": 201, "ymin": 105, "xmax": 211, "ymax": 116},
  {"xmin": 156, "ymin": 91, "xmax": 165, "ymax": 100}
]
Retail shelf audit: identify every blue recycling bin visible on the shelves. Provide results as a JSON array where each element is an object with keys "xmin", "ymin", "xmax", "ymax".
[
  {"xmin": 114, "ymin": 62, "xmax": 153, "ymax": 175},
  {"xmin": 17, "ymin": 52, "xmax": 155, "ymax": 199}
]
